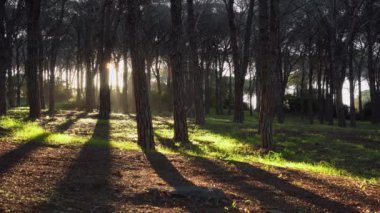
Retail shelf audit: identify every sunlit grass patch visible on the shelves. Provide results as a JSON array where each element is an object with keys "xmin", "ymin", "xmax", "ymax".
[{"xmin": 2, "ymin": 109, "xmax": 380, "ymax": 184}]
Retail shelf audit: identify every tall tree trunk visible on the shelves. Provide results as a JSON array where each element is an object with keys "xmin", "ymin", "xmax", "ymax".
[
  {"xmin": 170, "ymin": 0, "xmax": 189, "ymax": 143},
  {"xmin": 187, "ymin": 0, "xmax": 205, "ymax": 125},
  {"xmin": 317, "ymin": 45, "xmax": 324, "ymax": 124},
  {"xmin": 38, "ymin": 33, "xmax": 45, "ymax": 109},
  {"xmin": 204, "ymin": 59, "xmax": 210, "ymax": 114},
  {"xmin": 348, "ymin": 41, "xmax": 356, "ymax": 127},
  {"xmin": 226, "ymin": 0, "xmax": 254, "ymax": 123},
  {"xmin": 154, "ymin": 51, "xmax": 162, "ymax": 95},
  {"xmin": 98, "ymin": 1, "xmax": 112, "ymax": 119},
  {"xmin": 127, "ymin": 0, "xmax": 155, "ymax": 149},
  {"xmin": 307, "ymin": 41, "xmax": 314, "ymax": 124},
  {"xmin": 99, "ymin": 53, "xmax": 111, "ymax": 118},
  {"xmin": 16, "ymin": 45, "xmax": 21, "ymax": 107},
  {"xmin": 258, "ymin": 0, "xmax": 277, "ymax": 150},
  {"xmin": 0, "ymin": 0, "xmax": 7, "ymax": 115},
  {"xmin": 76, "ymin": 30, "xmax": 82, "ymax": 107},
  {"xmin": 48, "ymin": 44, "xmax": 59, "ymax": 114},
  {"xmin": 300, "ymin": 60, "xmax": 306, "ymax": 119},
  {"xmin": 122, "ymin": 45, "xmax": 129, "ymax": 114},
  {"xmin": 366, "ymin": 0, "xmax": 379, "ymax": 124},
  {"xmin": 357, "ymin": 61, "xmax": 363, "ymax": 120},
  {"xmin": 25, "ymin": 0, "xmax": 42, "ymax": 119}
]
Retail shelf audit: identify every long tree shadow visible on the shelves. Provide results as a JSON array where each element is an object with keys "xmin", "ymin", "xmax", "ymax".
[
  {"xmin": 127, "ymin": 150, "xmax": 228, "ymax": 212},
  {"xmin": 55, "ymin": 112, "xmax": 87, "ymax": 132},
  {"xmin": 189, "ymin": 156, "xmax": 360, "ymax": 212},
  {"xmin": 144, "ymin": 151, "xmax": 194, "ymax": 188},
  {"xmin": 0, "ymin": 133, "xmax": 49, "ymax": 176},
  {"xmin": 36, "ymin": 119, "xmax": 113, "ymax": 212}
]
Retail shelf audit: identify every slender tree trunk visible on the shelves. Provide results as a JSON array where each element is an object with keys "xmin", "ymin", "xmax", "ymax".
[
  {"xmin": 307, "ymin": 43, "xmax": 314, "ymax": 124},
  {"xmin": 228, "ymin": 62, "xmax": 233, "ymax": 115},
  {"xmin": 204, "ymin": 60, "xmax": 210, "ymax": 114},
  {"xmin": 170, "ymin": 0, "xmax": 189, "ymax": 143},
  {"xmin": 258, "ymin": 0, "xmax": 277, "ymax": 150},
  {"xmin": 127, "ymin": 0, "xmax": 155, "ymax": 149},
  {"xmin": 300, "ymin": 60, "xmax": 306, "ymax": 119},
  {"xmin": 317, "ymin": 46, "xmax": 324, "ymax": 124},
  {"xmin": 122, "ymin": 51, "xmax": 129, "ymax": 114},
  {"xmin": 25, "ymin": 0, "xmax": 42, "ymax": 119},
  {"xmin": 16, "ymin": 45, "xmax": 21, "ymax": 107},
  {"xmin": 0, "ymin": 0, "xmax": 7, "ymax": 115},
  {"xmin": 358, "ymin": 62, "xmax": 363, "ymax": 120},
  {"xmin": 226, "ymin": 0, "xmax": 254, "ymax": 123},
  {"xmin": 38, "ymin": 34, "xmax": 45, "ymax": 109},
  {"xmin": 366, "ymin": 0, "xmax": 379, "ymax": 124},
  {"xmin": 187, "ymin": 0, "xmax": 205, "ymax": 125},
  {"xmin": 154, "ymin": 52, "xmax": 162, "ymax": 95},
  {"xmin": 48, "ymin": 44, "xmax": 59, "ymax": 114},
  {"xmin": 348, "ymin": 41, "xmax": 356, "ymax": 127},
  {"xmin": 76, "ymin": 31, "xmax": 82, "ymax": 107}
]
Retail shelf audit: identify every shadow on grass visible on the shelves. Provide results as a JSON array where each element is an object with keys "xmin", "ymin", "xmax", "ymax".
[
  {"xmin": 55, "ymin": 112, "xmax": 87, "ymax": 132},
  {"xmin": 0, "ymin": 133, "xmax": 49, "ymax": 176},
  {"xmin": 36, "ymin": 119, "xmax": 113, "ymax": 212},
  {"xmin": 155, "ymin": 114, "xmax": 380, "ymax": 181},
  {"xmin": 189, "ymin": 156, "xmax": 359, "ymax": 212}
]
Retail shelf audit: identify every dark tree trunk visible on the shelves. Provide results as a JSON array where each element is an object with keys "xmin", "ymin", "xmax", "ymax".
[
  {"xmin": 348, "ymin": 41, "xmax": 356, "ymax": 127},
  {"xmin": 258, "ymin": 0, "xmax": 277, "ymax": 150},
  {"xmin": 154, "ymin": 51, "xmax": 161, "ymax": 95},
  {"xmin": 127, "ymin": 0, "xmax": 155, "ymax": 149},
  {"xmin": 366, "ymin": 0, "xmax": 380, "ymax": 124},
  {"xmin": 122, "ymin": 43, "xmax": 129, "ymax": 114},
  {"xmin": 0, "ymin": 0, "xmax": 7, "ymax": 115},
  {"xmin": 187, "ymin": 0, "xmax": 205, "ymax": 125},
  {"xmin": 226, "ymin": 0, "xmax": 254, "ymax": 123},
  {"xmin": 170, "ymin": 0, "xmax": 189, "ymax": 143},
  {"xmin": 204, "ymin": 60, "xmax": 211, "ymax": 114},
  {"xmin": 16, "ymin": 45, "xmax": 21, "ymax": 107},
  {"xmin": 99, "ymin": 54, "xmax": 111, "ymax": 119},
  {"xmin": 307, "ymin": 42, "xmax": 314, "ymax": 124},
  {"xmin": 7, "ymin": 67, "xmax": 15, "ymax": 108},
  {"xmin": 228, "ymin": 61, "xmax": 233, "ymax": 115},
  {"xmin": 98, "ymin": 0, "xmax": 115, "ymax": 119},
  {"xmin": 48, "ymin": 42, "xmax": 59, "ymax": 114},
  {"xmin": 317, "ymin": 45, "xmax": 324, "ymax": 124},
  {"xmin": 357, "ymin": 61, "xmax": 363, "ymax": 120},
  {"xmin": 38, "ymin": 33, "xmax": 45, "ymax": 109},
  {"xmin": 25, "ymin": 0, "xmax": 42, "ymax": 119},
  {"xmin": 300, "ymin": 60, "xmax": 306, "ymax": 119},
  {"xmin": 76, "ymin": 30, "xmax": 82, "ymax": 107}
]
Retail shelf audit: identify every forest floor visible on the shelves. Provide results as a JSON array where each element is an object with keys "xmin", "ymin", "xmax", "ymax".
[{"xmin": 0, "ymin": 108, "xmax": 379, "ymax": 212}]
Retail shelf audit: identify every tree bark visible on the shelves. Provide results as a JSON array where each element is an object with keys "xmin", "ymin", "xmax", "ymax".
[
  {"xmin": 366, "ymin": 0, "xmax": 380, "ymax": 124},
  {"xmin": 0, "ymin": 0, "xmax": 7, "ymax": 115},
  {"xmin": 258, "ymin": 0, "xmax": 277, "ymax": 150},
  {"xmin": 348, "ymin": 41, "xmax": 356, "ymax": 127},
  {"xmin": 170, "ymin": 0, "xmax": 189, "ymax": 143},
  {"xmin": 226, "ymin": 0, "xmax": 254, "ymax": 123},
  {"xmin": 187, "ymin": 0, "xmax": 205, "ymax": 125},
  {"xmin": 25, "ymin": 0, "xmax": 42, "ymax": 119},
  {"xmin": 127, "ymin": 0, "xmax": 155, "ymax": 149}
]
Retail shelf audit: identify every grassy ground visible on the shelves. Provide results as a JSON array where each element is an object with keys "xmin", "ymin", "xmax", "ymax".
[
  {"xmin": 1, "ymin": 107, "xmax": 379, "ymax": 184},
  {"xmin": 1, "ymin": 108, "xmax": 380, "ymax": 212}
]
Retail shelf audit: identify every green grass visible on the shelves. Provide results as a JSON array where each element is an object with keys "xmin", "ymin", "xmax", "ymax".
[{"xmin": 1, "ymin": 108, "xmax": 380, "ymax": 184}]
